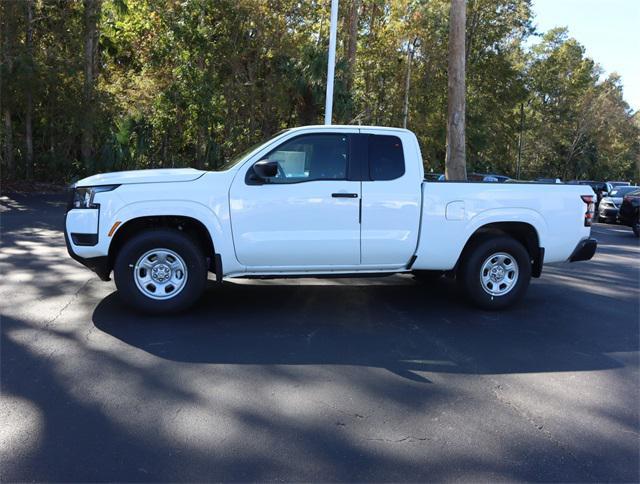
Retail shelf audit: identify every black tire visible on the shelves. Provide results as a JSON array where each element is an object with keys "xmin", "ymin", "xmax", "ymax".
[
  {"xmin": 114, "ymin": 228, "xmax": 208, "ymax": 314},
  {"xmin": 458, "ymin": 235, "xmax": 532, "ymax": 310},
  {"xmin": 633, "ymin": 222, "xmax": 640, "ymax": 237}
]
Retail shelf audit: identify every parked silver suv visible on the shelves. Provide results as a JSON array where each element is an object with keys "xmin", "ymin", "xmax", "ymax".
[{"xmin": 598, "ymin": 186, "xmax": 639, "ymax": 223}]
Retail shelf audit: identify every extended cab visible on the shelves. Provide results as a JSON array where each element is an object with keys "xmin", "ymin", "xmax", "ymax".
[{"xmin": 65, "ymin": 125, "xmax": 597, "ymax": 313}]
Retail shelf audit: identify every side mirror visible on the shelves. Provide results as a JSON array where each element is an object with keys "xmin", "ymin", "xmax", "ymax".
[{"xmin": 253, "ymin": 160, "xmax": 278, "ymax": 179}]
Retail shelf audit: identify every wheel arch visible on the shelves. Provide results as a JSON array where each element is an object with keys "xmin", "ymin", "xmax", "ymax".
[
  {"xmin": 456, "ymin": 221, "xmax": 544, "ymax": 277},
  {"xmin": 107, "ymin": 215, "xmax": 218, "ymax": 274}
]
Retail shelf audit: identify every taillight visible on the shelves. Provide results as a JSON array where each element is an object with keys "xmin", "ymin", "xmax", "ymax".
[{"xmin": 581, "ymin": 195, "xmax": 595, "ymax": 226}]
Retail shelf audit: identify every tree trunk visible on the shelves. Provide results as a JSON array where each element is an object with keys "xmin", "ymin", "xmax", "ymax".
[
  {"xmin": 465, "ymin": 0, "xmax": 480, "ymax": 65},
  {"xmin": 197, "ymin": 125, "xmax": 206, "ymax": 170},
  {"xmin": 25, "ymin": 0, "xmax": 34, "ymax": 180},
  {"xmin": 1, "ymin": 3, "xmax": 15, "ymax": 178},
  {"xmin": 3, "ymin": 110, "xmax": 14, "ymax": 178},
  {"xmin": 345, "ymin": 0, "xmax": 359, "ymax": 94},
  {"xmin": 445, "ymin": 0, "xmax": 467, "ymax": 181},
  {"xmin": 362, "ymin": 1, "xmax": 379, "ymax": 124},
  {"xmin": 516, "ymin": 103, "xmax": 524, "ymax": 180},
  {"xmin": 81, "ymin": 0, "xmax": 100, "ymax": 171}
]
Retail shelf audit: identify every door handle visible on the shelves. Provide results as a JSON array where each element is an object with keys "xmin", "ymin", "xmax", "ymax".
[{"xmin": 332, "ymin": 193, "xmax": 358, "ymax": 198}]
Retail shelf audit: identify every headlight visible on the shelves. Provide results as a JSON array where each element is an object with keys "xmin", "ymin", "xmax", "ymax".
[{"xmin": 68, "ymin": 185, "xmax": 119, "ymax": 210}]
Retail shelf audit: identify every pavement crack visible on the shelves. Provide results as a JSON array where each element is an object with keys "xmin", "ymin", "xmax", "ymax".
[
  {"xmin": 43, "ymin": 276, "xmax": 94, "ymax": 331},
  {"xmin": 313, "ymin": 399, "xmax": 368, "ymax": 420},
  {"xmin": 171, "ymin": 406, "xmax": 184, "ymax": 422},
  {"xmin": 491, "ymin": 381, "xmax": 599, "ymax": 481},
  {"xmin": 366, "ymin": 435, "xmax": 429, "ymax": 443},
  {"xmin": 25, "ymin": 276, "xmax": 96, "ymax": 366}
]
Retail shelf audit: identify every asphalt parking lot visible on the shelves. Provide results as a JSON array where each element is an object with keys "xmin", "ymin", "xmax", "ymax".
[{"xmin": 1, "ymin": 193, "xmax": 639, "ymax": 482}]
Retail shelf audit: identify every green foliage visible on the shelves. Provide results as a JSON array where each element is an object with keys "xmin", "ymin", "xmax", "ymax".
[{"xmin": 1, "ymin": 0, "xmax": 638, "ymax": 184}]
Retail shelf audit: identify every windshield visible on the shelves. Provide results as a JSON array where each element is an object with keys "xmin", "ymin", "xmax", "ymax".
[
  {"xmin": 609, "ymin": 186, "xmax": 638, "ymax": 197},
  {"xmin": 215, "ymin": 129, "xmax": 291, "ymax": 171}
]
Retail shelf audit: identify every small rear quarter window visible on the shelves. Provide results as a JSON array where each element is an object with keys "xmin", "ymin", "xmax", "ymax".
[{"xmin": 368, "ymin": 135, "xmax": 405, "ymax": 181}]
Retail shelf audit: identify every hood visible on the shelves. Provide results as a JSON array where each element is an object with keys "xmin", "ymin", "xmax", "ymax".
[
  {"xmin": 75, "ymin": 168, "xmax": 206, "ymax": 187},
  {"xmin": 602, "ymin": 196, "xmax": 623, "ymax": 205}
]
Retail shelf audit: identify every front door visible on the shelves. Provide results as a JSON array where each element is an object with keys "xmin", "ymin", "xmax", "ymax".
[{"xmin": 229, "ymin": 132, "xmax": 361, "ymax": 268}]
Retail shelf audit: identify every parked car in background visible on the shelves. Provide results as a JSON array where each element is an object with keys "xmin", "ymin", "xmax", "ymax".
[
  {"xmin": 426, "ymin": 172, "xmax": 512, "ymax": 182},
  {"xmin": 468, "ymin": 173, "xmax": 511, "ymax": 183},
  {"xmin": 608, "ymin": 181, "xmax": 631, "ymax": 187},
  {"xmin": 567, "ymin": 181, "xmax": 612, "ymax": 207},
  {"xmin": 618, "ymin": 189, "xmax": 640, "ymax": 237},
  {"xmin": 424, "ymin": 172, "xmax": 443, "ymax": 181},
  {"xmin": 535, "ymin": 178, "xmax": 563, "ymax": 184},
  {"xmin": 598, "ymin": 186, "xmax": 639, "ymax": 223}
]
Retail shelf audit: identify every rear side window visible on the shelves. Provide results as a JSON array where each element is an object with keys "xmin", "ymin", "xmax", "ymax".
[{"xmin": 368, "ymin": 135, "xmax": 405, "ymax": 180}]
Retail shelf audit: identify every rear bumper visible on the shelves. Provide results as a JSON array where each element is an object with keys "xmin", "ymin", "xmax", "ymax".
[{"xmin": 569, "ymin": 238, "xmax": 597, "ymax": 262}]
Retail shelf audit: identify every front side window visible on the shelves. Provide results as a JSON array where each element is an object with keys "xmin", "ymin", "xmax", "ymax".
[
  {"xmin": 368, "ymin": 135, "xmax": 405, "ymax": 181},
  {"xmin": 262, "ymin": 134, "xmax": 348, "ymax": 183}
]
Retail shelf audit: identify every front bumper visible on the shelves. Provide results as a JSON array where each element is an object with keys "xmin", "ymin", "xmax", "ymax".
[
  {"xmin": 64, "ymin": 214, "xmax": 111, "ymax": 281},
  {"xmin": 569, "ymin": 237, "xmax": 597, "ymax": 263},
  {"xmin": 598, "ymin": 207, "xmax": 618, "ymax": 220}
]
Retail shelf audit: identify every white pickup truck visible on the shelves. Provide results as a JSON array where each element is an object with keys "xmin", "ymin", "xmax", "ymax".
[{"xmin": 65, "ymin": 125, "xmax": 597, "ymax": 313}]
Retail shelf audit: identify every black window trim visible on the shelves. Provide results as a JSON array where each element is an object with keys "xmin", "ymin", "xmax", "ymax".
[{"xmin": 243, "ymin": 131, "xmax": 406, "ymax": 185}]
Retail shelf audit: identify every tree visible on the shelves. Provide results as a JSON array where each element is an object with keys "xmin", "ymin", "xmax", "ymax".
[
  {"xmin": 343, "ymin": 0, "xmax": 360, "ymax": 96},
  {"xmin": 81, "ymin": 0, "xmax": 101, "ymax": 171},
  {"xmin": 521, "ymin": 28, "xmax": 638, "ymax": 181},
  {"xmin": 0, "ymin": 0, "xmax": 636, "ymax": 186},
  {"xmin": 1, "ymin": 0, "xmax": 16, "ymax": 178},
  {"xmin": 24, "ymin": 0, "xmax": 35, "ymax": 180},
  {"xmin": 445, "ymin": 0, "xmax": 467, "ymax": 180}
]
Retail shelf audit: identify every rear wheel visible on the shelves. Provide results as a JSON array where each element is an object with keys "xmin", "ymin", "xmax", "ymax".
[
  {"xmin": 633, "ymin": 221, "xmax": 640, "ymax": 237},
  {"xmin": 458, "ymin": 236, "xmax": 531, "ymax": 310},
  {"xmin": 114, "ymin": 229, "xmax": 207, "ymax": 314}
]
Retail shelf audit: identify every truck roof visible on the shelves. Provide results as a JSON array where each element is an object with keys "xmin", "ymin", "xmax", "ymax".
[{"xmin": 287, "ymin": 124, "xmax": 413, "ymax": 134}]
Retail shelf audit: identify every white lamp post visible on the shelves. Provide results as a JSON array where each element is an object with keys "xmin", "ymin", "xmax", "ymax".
[{"xmin": 324, "ymin": 0, "xmax": 339, "ymax": 125}]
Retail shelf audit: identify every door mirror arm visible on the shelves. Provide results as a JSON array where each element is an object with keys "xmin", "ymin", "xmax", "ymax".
[{"xmin": 247, "ymin": 172, "xmax": 265, "ymax": 185}]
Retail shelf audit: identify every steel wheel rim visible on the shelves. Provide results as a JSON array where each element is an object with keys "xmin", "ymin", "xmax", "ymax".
[
  {"xmin": 480, "ymin": 251, "xmax": 519, "ymax": 297},
  {"xmin": 134, "ymin": 248, "xmax": 188, "ymax": 300}
]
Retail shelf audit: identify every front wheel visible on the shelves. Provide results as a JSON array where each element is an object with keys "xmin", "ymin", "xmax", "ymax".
[
  {"xmin": 114, "ymin": 228, "xmax": 208, "ymax": 314},
  {"xmin": 458, "ymin": 236, "xmax": 532, "ymax": 310}
]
